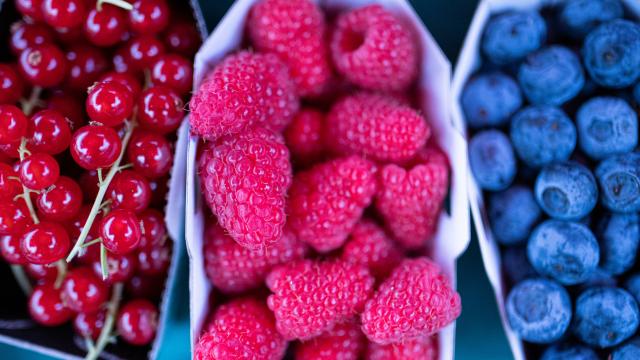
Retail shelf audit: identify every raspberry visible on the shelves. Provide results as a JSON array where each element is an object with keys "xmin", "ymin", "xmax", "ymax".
[
  {"xmin": 366, "ymin": 336, "xmax": 438, "ymax": 360},
  {"xmin": 247, "ymin": 0, "xmax": 332, "ymax": 97},
  {"xmin": 295, "ymin": 320, "xmax": 365, "ymax": 360},
  {"xmin": 284, "ymin": 108, "xmax": 325, "ymax": 165},
  {"xmin": 203, "ymin": 220, "xmax": 307, "ymax": 294},
  {"xmin": 189, "ymin": 51, "xmax": 299, "ymax": 140},
  {"xmin": 198, "ymin": 128, "xmax": 292, "ymax": 250},
  {"xmin": 361, "ymin": 258, "xmax": 461, "ymax": 344},
  {"xmin": 326, "ymin": 93, "xmax": 430, "ymax": 163},
  {"xmin": 287, "ymin": 156, "xmax": 377, "ymax": 252},
  {"xmin": 375, "ymin": 146, "xmax": 449, "ymax": 249},
  {"xmin": 194, "ymin": 298, "xmax": 286, "ymax": 360},
  {"xmin": 266, "ymin": 259, "xmax": 374, "ymax": 340},
  {"xmin": 330, "ymin": 5, "xmax": 418, "ymax": 91},
  {"xmin": 341, "ymin": 219, "xmax": 402, "ymax": 279}
]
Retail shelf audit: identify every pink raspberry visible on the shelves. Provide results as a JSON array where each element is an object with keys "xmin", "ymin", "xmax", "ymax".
[
  {"xmin": 375, "ymin": 145, "xmax": 449, "ymax": 249},
  {"xmin": 295, "ymin": 320, "xmax": 365, "ymax": 360},
  {"xmin": 366, "ymin": 336, "xmax": 438, "ymax": 360},
  {"xmin": 189, "ymin": 51, "xmax": 299, "ymax": 140},
  {"xmin": 361, "ymin": 258, "xmax": 461, "ymax": 344},
  {"xmin": 247, "ymin": 0, "xmax": 332, "ymax": 97},
  {"xmin": 284, "ymin": 108, "xmax": 325, "ymax": 165},
  {"xmin": 326, "ymin": 93, "xmax": 430, "ymax": 163},
  {"xmin": 287, "ymin": 156, "xmax": 377, "ymax": 252},
  {"xmin": 203, "ymin": 220, "xmax": 307, "ymax": 294},
  {"xmin": 341, "ymin": 219, "xmax": 402, "ymax": 279},
  {"xmin": 266, "ymin": 259, "xmax": 374, "ymax": 340},
  {"xmin": 331, "ymin": 5, "xmax": 418, "ymax": 91},
  {"xmin": 198, "ymin": 128, "xmax": 292, "ymax": 250},
  {"xmin": 194, "ymin": 298, "xmax": 286, "ymax": 360}
]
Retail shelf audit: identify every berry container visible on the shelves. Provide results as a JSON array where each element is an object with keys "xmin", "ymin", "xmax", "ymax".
[{"xmin": 184, "ymin": 0, "xmax": 470, "ymax": 359}]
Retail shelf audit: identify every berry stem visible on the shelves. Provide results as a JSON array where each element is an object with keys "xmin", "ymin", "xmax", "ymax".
[
  {"xmin": 18, "ymin": 138, "xmax": 39, "ymax": 224},
  {"xmin": 10, "ymin": 264, "xmax": 32, "ymax": 296},
  {"xmin": 84, "ymin": 282, "xmax": 123, "ymax": 360},
  {"xmin": 20, "ymin": 86, "xmax": 42, "ymax": 116},
  {"xmin": 97, "ymin": 0, "xmax": 133, "ymax": 11},
  {"xmin": 54, "ymin": 260, "xmax": 67, "ymax": 289},
  {"xmin": 100, "ymin": 243, "xmax": 108, "ymax": 280}
]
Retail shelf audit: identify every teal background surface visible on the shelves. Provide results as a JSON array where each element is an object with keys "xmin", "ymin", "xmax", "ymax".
[{"xmin": 0, "ymin": 0, "xmax": 514, "ymax": 359}]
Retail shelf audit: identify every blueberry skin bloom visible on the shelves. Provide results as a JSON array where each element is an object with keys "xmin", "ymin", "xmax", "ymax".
[
  {"xmin": 559, "ymin": 0, "xmax": 624, "ymax": 39},
  {"xmin": 482, "ymin": 11, "xmax": 547, "ymax": 65},
  {"xmin": 541, "ymin": 343, "xmax": 599, "ymax": 360},
  {"xmin": 461, "ymin": 72, "xmax": 522, "ymax": 129},
  {"xmin": 518, "ymin": 46, "xmax": 585, "ymax": 106},
  {"xmin": 469, "ymin": 130, "xmax": 517, "ymax": 191},
  {"xmin": 510, "ymin": 106, "xmax": 577, "ymax": 168},
  {"xmin": 505, "ymin": 278, "xmax": 571, "ymax": 343},
  {"xmin": 577, "ymin": 97, "xmax": 638, "ymax": 160},
  {"xmin": 574, "ymin": 287, "xmax": 640, "ymax": 348},
  {"xmin": 583, "ymin": 20, "xmax": 640, "ymax": 88},
  {"xmin": 597, "ymin": 213, "xmax": 640, "ymax": 275},
  {"xmin": 596, "ymin": 153, "xmax": 640, "ymax": 213},
  {"xmin": 612, "ymin": 337, "xmax": 640, "ymax": 360},
  {"xmin": 535, "ymin": 162, "xmax": 598, "ymax": 220},
  {"xmin": 527, "ymin": 220, "xmax": 599, "ymax": 285},
  {"xmin": 489, "ymin": 185, "xmax": 542, "ymax": 245}
]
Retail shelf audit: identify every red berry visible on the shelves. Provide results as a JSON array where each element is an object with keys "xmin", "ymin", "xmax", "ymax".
[
  {"xmin": 1, "ymin": 234, "xmax": 26, "ymax": 264},
  {"xmin": 73, "ymin": 309, "xmax": 106, "ymax": 340},
  {"xmin": 163, "ymin": 21, "xmax": 200, "ymax": 57},
  {"xmin": 0, "ymin": 105, "xmax": 28, "ymax": 144},
  {"xmin": 16, "ymin": 0, "xmax": 44, "ymax": 21},
  {"xmin": 46, "ymin": 91, "xmax": 84, "ymax": 130},
  {"xmin": 41, "ymin": 0, "xmax": 86, "ymax": 28},
  {"xmin": 84, "ymin": 5, "xmax": 128, "ymax": 47},
  {"xmin": 137, "ymin": 85, "xmax": 183, "ymax": 134},
  {"xmin": 0, "ymin": 141, "xmax": 20, "ymax": 158},
  {"xmin": 108, "ymin": 170, "xmax": 151, "ymax": 213},
  {"xmin": 100, "ymin": 209, "xmax": 141, "ymax": 255},
  {"xmin": 78, "ymin": 170, "xmax": 99, "ymax": 200},
  {"xmin": 147, "ymin": 176, "xmax": 168, "ymax": 208},
  {"xmin": 18, "ymin": 44, "xmax": 68, "ymax": 87},
  {"xmin": 0, "ymin": 200, "xmax": 32, "ymax": 235},
  {"xmin": 9, "ymin": 21, "xmax": 53, "ymax": 56},
  {"xmin": 366, "ymin": 336, "xmax": 439, "ymax": 360},
  {"xmin": 295, "ymin": 320, "xmax": 365, "ymax": 360},
  {"xmin": 283, "ymin": 108, "xmax": 325, "ymax": 164},
  {"xmin": 127, "ymin": 131, "xmax": 173, "ymax": 179},
  {"xmin": 150, "ymin": 54, "xmax": 192, "ymax": 95},
  {"xmin": 25, "ymin": 262, "xmax": 58, "ymax": 281},
  {"xmin": 19, "ymin": 152, "xmax": 60, "ymax": 190},
  {"xmin": 341, "ymin": 219, "xmax": 402, "ymax": 279},
  {"xmin": 65, "ymin": 44, "xmax": 108, "ymax": 90},
  {"xmin": 20, "ymin": 221, "xmax": 70, "ymax": 264},
  {"xmin": 0, "ymin": 64, "xmax": 25, "ymax": 104},
  {"xmin": 0, "ymin": 163, "xmax": 21, "ymax": 202},
  {"xmin": 29, "ymin": 282, "xmax": 73, "ymax": 326},
  {"xmin": 92, "ymin": 252, "xmax": 136, "ymax": 284},
  {"xmin": 70, "ymin": 125, "xmax": 122, "ymax": 170},
  {"xmin": 86, "ymin": 81, "xmax": 134, "ymax": 126},
  {"xmin": 36, "ymin": 176, "xmax": 83, "ymax": 221},
  {"xmin": 113, "ymin": 46, "xmax": 137, "ymax": 74},
  {"xmin": 129, "ymin": 0, "xmax": 169, "ymax": 35},
  {"xmin": 137, "ymin": 209, "xmax": 166, "ymax": 249},
  {"xmin": 126, "ymin": 273, "xmax": 164, "ymax": 299},
  {"xmin": 117, "ymin": 299, "xmax": 158, "ymax": 345},
  {"xmin": 126, "ymin": 35, "xmax": 165, "ymax": 70},
  {"xmin": 27, "ymin": 109, "xmax": 72, "ymax": 155},
  {"xmin": 60, "ymin": 267, "xmax": 109, "ymax": 313},
  {"xmin": 52, "ymin": 24, "xmax": 84, "ymax": 44},
  {"xmin": 99, "ymin": 71, "xmax": 142, "ymax": 99},
  {"xmin": 136, "ymin": 242, "xmax": 170, "ymax": 276}
]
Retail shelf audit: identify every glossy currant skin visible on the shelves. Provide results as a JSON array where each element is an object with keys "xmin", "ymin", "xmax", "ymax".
[
  {"xmin": 127, "ymin": 131, "xmax": 173, "ymax": 179},
  {"xmin": 84, "ymin": 5, "xmax": 128, "ymax": 47},
  {"xmin": 163, "ymin": 21, "xmax": 200, "ymax": 57},
  {"xmin": 65, "ymin": 45, "xmax": 109, "ymax": 90},
  {"xmin": 150, "ymin": 54, "xmax": 192, "ymax": 95},
  {"xmin": 108, "ymin": 170, "xmax": 152, "ymax": 213},
  {"xmin": 116, "ymin": 299, "xmax": 158, "ymax": 345},
  {"xmin": 0, "ymin": 140, "xmax": 21, "ymax": 158},
  {"xmin": 0, "ymin": 64, "xmax": 25, "ymax": 104},
  {"xmin": 19, "ymin": 153, "xmax": 60, "ymax": 190},
  {"xmin": 25, "ymin": 262, "xmax": 58, "ymax": 281},
  {"xmin": 46, "ymin": 91, "xmax": 84, "ymax": 130},
  {"xmin": 137, "ymin": 209, "xmax": 166, "ymax": 249},
  {"xmin": 137, "ymin": 86, "xmax": 183, "ymax": 134},
  {"xmin": 0, "ymin": 105, "xmax": 28, "ymax": 145},
  {"xmin": 29, "ymin": 282, "xmax": 73, "ymax": 326},
  {"xmin": 10, "ymin": 21, "xmax": 53, "ymax": 56},
  {"xmin": 18, "ymin": 44, "xmax": 68, "ymax": 87},
  {"xmin": 126, "ymin": 35, "xmax": 165, "ymax": 71},
  {"xmin": 112, "ymin": 46, "xmax": 137, "ymax": 74},
  {"xmin": 16, "ymin": 0, "xmax": 44, "ymax": 21},
  {"xmin": 73, "ymin": 310, "xmax": 106, "ymax": 340},
  {"xmin": 0, "ymin": 200, "xmax": 32, "ymax": 235},
  {"xmin": 36, "ymin": 176, "xmax": 83, "ymax": 221},
  {"xmin": 41, "ymin": 0, "xmax": 87, "ymax": 28},
  {"xmin": 0, "ymin": 163, "xmax": 22, "ymax": 202},
  {"xmin": 20, "ymin": 221, "xmax": 70, "ymax": 264},
  {"xmin": 92, "ymin": 253, "xmax": 136, "ymax": 284},
  {"xmin": 0, "ymin": 234, "xmax": 26, "ymax": 264},
  {"xmin": 70, "ymin": 125, "xmax": 122, "ymax": 170},
  {"xmin": 129, "ymin": 0, "xmax": 169, "ymax": 35},
  {"xmin": 136, "ymin": 242, "xmax": 170, "ymax": 276},
  {"xmin": 60, "ymin": 268, "xmax": 109, "ymax": 313},
  {"xmin": 86, "ymin": 81, "xmax": 134, "ymax": 127},
  {"xmin": 100, "ymin": 209, "xmax": 141, "ymax": 255},
  {"xmin": 99, "ymin": 72, "xmax": 142, "ymax": 99},
  {"xmin": 27, "ymin": 109, "xmax": 72, "ymax": 155}
]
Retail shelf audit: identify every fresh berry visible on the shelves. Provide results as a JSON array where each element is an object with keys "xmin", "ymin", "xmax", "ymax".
[
  {"xmin": 595, "ymin": 153, "xmax": 640, "ymax": 213},
  {"xmin": 27, "ymin": 109, "xmax": 72, "ymax": 155},
  {"xmin": 0, "ymin": 163, "xmax": 21, "ymax": 202},
  {"xmin": 127, "ymin": 131, "xmax": 173, "ymax": 179},
  {"xmin": 597, "ymin": 213, "xmax": 639, "ymax": 275},
  {"xmin": 25, "ymin": 262, "xmax": 59, "ymax": 281},
  {"xmin": 136, "ymin": 242, "xmax": 170, "ymax": 275},
  {"xmin": 295, "ymin": 320, "xmax": 365, "ymax": 360},
  {"xmin": 65, "ymin": 44, "xmax": 108, "ymax": 90},
  {"xmin": 0, "ymin": 105, "xmax": 28, "ymax": 144},
  {"xmin": 16, "ymin": 0, "xmax": 44, "ymax": 21},
  {"xmin": 482, "ymin": 11, "xmax": 547, "ymax": 65},
  {"xmin": 99, "ymin": 209, "xmax": 141, "ymax": 255},
  {"xmin": 163, "ymin": 21, "xmax": 200, "ymax": 57},
  {"xmin": 137, "ymin": 209, "xmax": 166, "ymax": 249},
  {"xmin": 92, "ymin": 252, "xmax": 137, "ymax": 284},
  {"xmin": 340, "ymin": 220, "xmax": 402, "ymax": 279},
  {"xmin": 1, "ymin": 234, "xmax": 26, "ymax": 264},
  {"xmin": 489, "ymin": 186, "xmax": 542, "ymax": 246},
  {"xmin": 112, "ymin": 46, "xmax": 136, "ymax": 74},
  {"xmin": 612, "ymin": 337, "xmax": 640, "ymax": 360},
  {"xmin": 84, "ymin": 5, "xmax": 128, "ymax": 47},
  {"xmin": 559, "ymin": 0, "xmax": 623, "ymax": 39},
  {"xmin": 73, "ymin": 310, "xmax": 106, "ymax": 340},
  {"xmin": 137, "ymin": 85, "xmax": 183, "ymax": 134},
  {"xmin": 36, "ymin": 176, "xmax": 83, "ymax": 221},
  {"xmin": 0, "ymin": 64, "xmax": 24, "ymax": 104},
  {"xmin": 461, "ymin": 72, "xmax": 522, "ymax": 129},
  {"xmin": 129, "ymin": 0, "xmax": 169, "ymax": 35},
  {"xmin": 9, "ymin": 21, "xmax": 53, "ymax": 56},
  {"xmin": 626, "ymin": 274, "xmax": 640, "ymax": 304},
  {"xmin": 150, "ymin": 54, "xmax": 193, "ymax": 95},
  {"xmin": 19, "ymin": 152, "xmax": 60, "ymax": 190},
  {"xmin": 540, "ymin": 343, "xmax": 598, "ymax": 360},
  {"xmin": 469, "ymin": 130, "xmax": 517, "ymax": 191},
  {"xmin": 45, "ymin": 91, "xmax": 84, "ymax": 130},
  {"xmin": 124, "ymin": 35, "xmax": 166, "ymax": 71},
  {"xmin": 117, "ymin": 299, "xmax": 158, "ymax": 345},
  {"xmin": 126, "ymin": 273, "xmax": 164, "ymax": 299},
  {"xmin": 0, "ymin": 201, "xmax": 32, "ymax": 235},
  {"xmin": 29, "ymin": 282, "xmax": 73, "ymax": 326},
  {"xmin": 284, "ymin": 108, "xmax": 325, "ymax": 164},
  {"xmin": 534, "ymin": 162, "xmax": 598, "ymax": 220},
  {"xmin": 108, "ymin": 170, "xmax": 152, "ymax": 213},
  {"xmin": 366, "ymin": 336, "xmax": 438, "ymax": 360},
  {"xmin": 60, "ymin": 267, "xmax": 108, "ymax": 313},
  {"xmin": 20, "ymin": 221, "xmax": 70, "ymax": 264},
  {"xmin": 86, "ymin": 81, "xmax": 134, "ymax": 127},
  {"xmin": 18, "ymin": 44, "xmax": 68, "ymax": 87},
  {"xmin": 70, "ymin": 125, "xmax": 122, "ymax": 170},
  {"xmin": 98, "ymin": 72, "xmax": 142, "ymax": 100},
  {"xmin": 41, "ymin": 0, "xmax": 86, "ymax": 28}
]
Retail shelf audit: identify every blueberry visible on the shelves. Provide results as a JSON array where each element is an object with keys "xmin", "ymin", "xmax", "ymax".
[
  {"xmin": 482, "ymin": 11, "xmax": 547, "ymax": 65},
  {"xmin": 518, "ymin": 46, "xmax": 585, "ymax": 105},
  {"xmin": 505, "ymin": 278, "xmax": 571, "ymax": 343},
  {"xmin": 469, "ymin": 130, "xmax": 517, "ymax": 191},
  {"xmin": 541, "ymin": 343, "xmax": 599, "ymax": 360},
  {"xmin": 595, "ymin": 153, "xmax": 640, "ymax": 213},
  {"xmin": 535, "ymin": 162, "xmax": 598, "ymax": 220},
  {"xmin": 583, "ymin": 20, "xmax": 640, "ymax": 88},
  {"xmin": 574, "ymin": 287, "xmax": 640, "ymax": 348},
  {"xmin": 559, "ymin": 0, "xmax": 624, "ymax": 39},
  {"xmin": 461, "ymin": 72, "xmax": 523, "ymax": 129},
  {"xmin": 502, "ymin": 246, "xmax": 538, "ymax": 284},
  {"xmin": 510, "ymin": 106, "xmax": 577, "ymax": 168},
  {"xmin": 633, "ymin": 82, "xmax": 640, "ymax": 105},
  {"xmin": 581, "ymin": 267, "xmax": 617, "ymax": 289},
  {"xmin": 624, "ymin": 273, "xmax": 640, "ymax": 303},
  {"xmin": 612, "ymin": 337, "xmax": 640, "ymax": 360},
  {"xmin": 596, "ymin": 213, "xmax": 640, "ymax": 275},
  {"xmin": 577, "ymin": 97, "xmax": 638, "ymax": 160},
  {"xmin": 489, "ymin": 185, "xmax": 542, "ymax": 245}
]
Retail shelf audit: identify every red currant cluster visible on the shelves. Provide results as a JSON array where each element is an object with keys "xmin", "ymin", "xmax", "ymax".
[{"xmin": 0, "ymin": 0, "xmax": 199, "ymax": 357}]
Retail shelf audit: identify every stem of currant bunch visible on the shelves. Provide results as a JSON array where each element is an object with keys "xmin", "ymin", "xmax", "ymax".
[
  {"xmin": 96, "ymin": 0, "xmax": 133, "ymax": 11},
  {"xmin": 84, "ymin": 282, "xmax": 124, "ymax": 360}
]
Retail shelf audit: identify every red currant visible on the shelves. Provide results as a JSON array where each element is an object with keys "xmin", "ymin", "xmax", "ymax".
[
  {"xmin": 163, "ymin": 21, "xmax": 200, "ymax": 57},
  {"xmin": 53, "ymin": 24, "xmax": 84, "ymax": 44},
  {"xmin": 84, "ymin": 5, "xmax": 128, "ymax": 47},
  {"xmin": 60, "ymin": 267, "xmax": 108, "ymax": 313},
  {"xmin": 46, "ymin": 91, "xmax": 84, "ymax": 130},
  {"xmin": 70, "ymin": 125, "xmax": 122, "ymax": 170},
  {"xmin": 100, "ymin": 209, "xmax": 141, "ymax": 255},
  {"xmin": 0, "ymin": 142, "xmax": 20, "ymax": 158},
  {"xmin": 29, "ymin": 282, "xmax": 73, "ymax": 326},
  {"xmin": 92, "ymin": 252, "xmax": 136, "ymax": 284},
  {"xmin": 0, "ymin": 105, "xmax": 28, "ymax": 145},
  {"xmin": 108, "ymin": 170, "xmax": 151, "ymax": 213},
  {"xmin": 138, "ymin": 86, "xmax": 183, "ymax": 134},
  {"xmin": 112, "ymin": 46, "xmax": 137, "ymax": 74},
  {"xmin": 86, "ymin": 81, "xmax": 134, "ymax": 127},
  {"xmin": 10, "ymin": 21, "xmax": 53, "ymax": 56},
  {"xmin": 65, "ymin": 45, "xmax": 109, "ymax": 90},
  {"xmin": 129, "ymin": 0, "xmax": 169, "ymax": 35},
  {"xmin": 20, "ymin": 221, "xmax": 70, "ymax": 264},
  {"xmin": 19, "ymin": 153, "xmax": 60, "ymax": 190},
  {"xmin": 73, "ymin": 309, "xmax": 106, "ymax": 340},
  {"xmin": 78, "ymin": 170, "xmax": 100, "ymax": 199},
  {"xmin": 150, "ymin": 54, "xmax": 192, "ymax": 96},
  {"xmin": 36, "ymin": 176, "xmax": 83, "ymax": 221},
  {"xmin": 99, "ymin": 71, "xmax": 142, "ymax": 99},
  {"xmin": 0, "ymin": 64, "xmax": 25, "ymax": 104},
  {"xmin": 41, "ymin": 0, "xmax": 87, "ymax": 28},
  {"xmin": 126, "ymin": 35, "xmax": 165, "ymax": 70},
  {"xmin": 27, "ymin": 109, "xmax": 72, "ymax": 155},
  {"xmin": 25, "ymin": 262, "xmax": 58, "ymax": 282},
  {"xmin": 127, "ymin": 131, "xmax": 172, "ymax": 179},
  {"xmin": 0, "ymin": 163, "xmax": 22, "ymax": 202},
  {"xmin": 0, "ymin": 200, "xmax": 31, "ymax": 235},
  {"xmin": 18, "ymin": 44, "xmax": 68, "ymax": 87},
  {"xmin": 1, "ymin": 234, "xmax": 26, "ymax": 264},
  {"xmin": 116, "ymin": 299, "xmax": 158, "ymax": 345},
  {"xmin": 136, "ymin": 242, "xmax": 170, "ymax": 276},
  {"xmin": 137, "ymin": 209, "xmax": 166, "ymax": 249},
  {"xmin": 126, "ymin": 273, "xmax": 163, "ymax": 299},
  {"xmin": 148, "ymin": 176, "xmax": 168, "ymax": 208}
]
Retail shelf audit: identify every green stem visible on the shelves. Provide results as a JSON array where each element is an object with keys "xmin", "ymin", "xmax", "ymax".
[
  {"xmin": 100, "ymin": 243, "xmax": 108, "ymax": 280},
  {"xmin": 10, "ymin": 265, "xmax": 32, "ymax": 296},
  {"xmin": 18, "ymin": 139, "xmax": 39, "ymax": 225},
  {"xmin": 20, "ymin": 86, "xmax": 42, "ymax": 116},
  {"xmin": 84, "ymin": 283, "xmax": 123, "ymax": 360},
  {"xmin": 54, "ymin": 260, "xmax": 67, "ymax": 289},
  {"xmin": 97, "ymin": 0, "xmax": 133, "ymax": 11}
]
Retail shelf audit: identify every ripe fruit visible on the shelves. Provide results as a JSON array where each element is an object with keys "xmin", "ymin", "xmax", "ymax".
[
  {"xmin": 18, "ymin": 44, "xmax": 68, "ymax": 87},
  {"xmin": 99, "ymin": 209, "xmax": 141, "ymax": 255},
  {"xmin": 73, "ymin": 310, "xmax": 106, "ymax": 340},
  {"xmin": 283, "ymin": 108, "xmax": 325, "ymax": 164},
  {"xmin": 0, "ymin": 105, "xmax": 28, "ymax": 144},
  {"xmin": 150, "ymin": 54, "xmax": 193, "ymax": 95},
  {"xmin": 341, "ymin": 219, "xmax": 402, "ymax": 278},
  {"xmin": 137, "ymin": 209, "xmax": 166, "ymax": 249},
  {"xmin": 107, "ymin": 170, "xmax": 152, "ymax": 213},
  {"xmin": 137, "ymin": 86, "xmax": 183, "ymax": 134},
  {"xmin": 65, "ymin": 44, "xmax": 109, "ymax": 90},
  {"xmin": 70, "ymin": 125, "xmax": 122, "ymax": 170},
  {"xmin": 86, "ymin": 81, "xmax": 134, "ymax": 126},
  {"xmin": 9, "ymin": 21, "xmax": 53, "ymax": 56},
  {"xmin": 127, "ymin": 131, "xmax": 173, "ymax": 179},
  {"xmin": 29, "ymin": 282, "xmax": 73, "ymax": 326},
  {"xmin": 27, "ymin": 109, "xmax": 72, "ymax": 155},
  {"xmin": 60, "ymin": 268, "xmax": 109, "ymax": 313},
  {"xmin": 295, "ymin": 321, "xmax": 365, "ymax": 360},
  {"xmin": 136, "ymin": 242, "xmax": 171, "ymax": 275},
  {"xmin": 129, "ymin": 0, "xmax": 169, "ymax": 35},
  {"xmin": 20, "ymin": 221, "xmax": 70, "ymax": 264},
  {"xmin": 125, "ymin": 35, "xmax": 165, "ymax": 70},
  {"xmin": 117, "ymin": 299, "xmax": 159, "ymax": 345},
  {"xmin": 0, "ymin": 65, "xmax": 24, "ymax": 104},
  {"xmin": 1, "ymin": 234, "xmax": 26, "ymax": 264},
  {"xmin": 367, "ymin": 336, "xmax": 439, "ymax": 360},
  {"xmin": 92, "ymin": 253, "xmax": 136, "ymax": 284},
  {"xmin": 19, "ymin": 152, "xmax": 60, "ymax": 190},
  {"xmin": 41, "ymin": 0, "xmax": 87, "ymax": 28},
  {"xmin": 36, "ymin": 176, "xmax": 83, "ymax": 221},
  {"xmin": 0, "ymin": 201, "xmax": 32, "ymax": 235},
  {"xmin": 84, "ymin": 5, "xmax": 128, "ymax": 47}
]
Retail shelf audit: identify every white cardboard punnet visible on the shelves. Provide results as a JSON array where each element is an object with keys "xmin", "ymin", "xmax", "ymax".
[{"xmin": 186, "ymin": 1, "xmax": 470, "ymax": 359}]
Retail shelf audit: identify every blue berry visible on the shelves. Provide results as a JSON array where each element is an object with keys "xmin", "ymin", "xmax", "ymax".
[
  {"xmin": 612, "ymin": 337, "xmax": 640, "ymax": 360},
  {"xmin": 595, "ymin": 153, "xmax": 640, "ymax": 213},
  {"xmin": 469, "ymin": 130, "xmax": 517, "ymax": 191},
  {"xmin": 559, "ymin": 0, "xmax": 624, "ymax": 39},
  {"xmin": 541, "ymin": 343, "xmax": 599, "ymax": 360},
  {"xmin": 577, "ymin": 97, "xmax": 638, "ymax": 160},
  {"xmin": 518, "ymin": 46, "xmax": 585, "ymax": 105},
  {"xmin": 502, "ymin": 246, "xmax": 538, "ymax": 284},
  {"xmin": 534, "ymin": 162, "xmax": 598, "ymax": 220},
  {"xmin": 482, "ymin": 11, "xmax": 547, "ymax": 65},
  {"xmin": 527, "ymin": 220, "xmax": 599, "ymax": 285},
  {"xmin": 633, "ymin": 82, "xmax": 640, "ymax": 105},
  {"xmin": 581, "ymin": 267, "xmax": 617, "ymax": 289},
  {"xmin": 489, "ymin": 185, "xmax": 542, "ymax": 245},
  {"xmin": 505, "ymin": 278, "xmax": 571, "ymax": 343},
  {"xmin": 574, "ymin": 287, "xmax": 639, "ymax": 348},
  {"xmin": 510, "ymin": 106, "xmax": 577, "ymax": 168},
  {"xmin": 624, "ymin": 273, "xmax": 640, "ymax": 303},
  {"xmin": 461, "ymin": 72, "xmax": 523, "ymax": 129},
  {"xmin": 596, "ymin": 213, "xmax": 640, "ymax": 275},
  {"xmin": 583, "ymin": 19, "xmax": 640, "ymax": 88}
]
